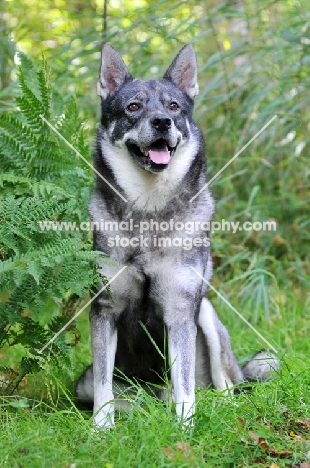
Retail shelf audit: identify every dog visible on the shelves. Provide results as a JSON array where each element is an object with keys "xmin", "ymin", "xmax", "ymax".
[{"xmin": 76, "ymin": 44, "xmax": 279, "ymax": 428}]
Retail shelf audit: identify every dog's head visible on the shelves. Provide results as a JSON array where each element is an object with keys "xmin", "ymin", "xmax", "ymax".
[{"xmin": 97, "ymin": 44, "xmax": 199, "ymax": 174}]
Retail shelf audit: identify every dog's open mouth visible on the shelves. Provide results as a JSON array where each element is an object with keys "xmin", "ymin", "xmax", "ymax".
[{"xmin": 126, "ymin": 138, "xmax": 177, "ymax": 170}]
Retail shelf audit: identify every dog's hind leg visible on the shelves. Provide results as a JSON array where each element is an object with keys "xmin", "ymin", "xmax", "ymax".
[{"xmin": 197, "ymin": 297, "xmax": 243, "ymax": 391}]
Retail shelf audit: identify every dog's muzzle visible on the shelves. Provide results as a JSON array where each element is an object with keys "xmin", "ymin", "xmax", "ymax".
[{"xmin": 126, "ymin": 138, "xmax": 178, "ymax": 173}]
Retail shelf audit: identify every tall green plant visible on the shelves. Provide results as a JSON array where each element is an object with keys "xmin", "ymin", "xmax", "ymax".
[{"xmin": 0, "ymin": 55, "xmax": 103, "ymax": 392}]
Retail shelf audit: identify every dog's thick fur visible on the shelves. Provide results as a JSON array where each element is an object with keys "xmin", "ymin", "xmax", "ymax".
[{"xmin": 76, "ymin": 44, "xmax": 279, "ymax": 428}]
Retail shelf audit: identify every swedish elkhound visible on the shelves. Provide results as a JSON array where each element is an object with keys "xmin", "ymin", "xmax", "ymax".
[{"xmin": 76, "ymin": 44, "xmax": 278, "ymax": 428}]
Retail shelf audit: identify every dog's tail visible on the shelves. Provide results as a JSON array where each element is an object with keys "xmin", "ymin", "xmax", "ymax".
[{"xmin": 241, "ymin": 350, "xmax": 280, "ymax": 382}]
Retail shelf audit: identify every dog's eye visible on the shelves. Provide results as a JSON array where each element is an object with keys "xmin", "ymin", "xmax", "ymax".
[
  {"xmin": 169, "ymin": 101, "xmax": 179, "ymax": 111},
  {"xmin": 127, "ymin": 103, "xmax": 140, "ymax": 112},
  {"xmin": 169, "ymin": 102, "xmax": 179, "ymax": 111}
]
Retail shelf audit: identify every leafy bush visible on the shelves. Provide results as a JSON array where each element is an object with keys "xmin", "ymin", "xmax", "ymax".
[{"xmin": 0, "ymin": 55, "xmax": 102, "ymax": 392}]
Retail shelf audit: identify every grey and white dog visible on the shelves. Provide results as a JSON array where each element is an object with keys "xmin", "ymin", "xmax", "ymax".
[{"xmin": 76, "ymin": 44, "xmax": 278, "ymax": 428}]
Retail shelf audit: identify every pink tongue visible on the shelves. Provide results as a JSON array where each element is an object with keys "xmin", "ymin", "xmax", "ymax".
[{"xmin": 148, "ymin": 149, "xmax": 170, "ymax": 164}]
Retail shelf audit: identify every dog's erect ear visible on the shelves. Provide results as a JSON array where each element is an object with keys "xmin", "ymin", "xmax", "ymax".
[
  {"xmin": 163, "ymin": 44, "xmax": 198, "ymax": 99},
  {"xmin": 97, "ymin": 44, "xmax": 132, "ymax": 100}
]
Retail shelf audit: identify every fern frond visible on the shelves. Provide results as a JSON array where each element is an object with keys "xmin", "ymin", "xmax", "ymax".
[
  {"xmin": 0, "ymin": 114, "xmax": 37, "ymax": 152},
  {"xmin": 16, "ymin": 52, "xmax": 36, "ymax": 80},
  {"xmin": 15, "ymin": 96, "xmax": 44, "ymax": 133},
  {"xmin": 0, "ymin": 174, "xmax": 73, "ymax": 199},
  {"xmin": 18, "ymin": 67, "xmax": 43, "ymax": 111},
  {"xmin": 0, "ymin": 133, "xmax": 29, "ymax": 165},
  {"xmin": 57, "ymin": 96, "xmax": 79, "ymax": 140},
  {"xmin": 0, "ymin": 53, "xmax": 99, "ymax": 389},
  {"xmin": 37, "ymin": 66, "xmax": 50, "ymax": 112}
]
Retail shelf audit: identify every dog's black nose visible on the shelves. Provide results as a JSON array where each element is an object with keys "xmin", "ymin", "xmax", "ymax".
[{"xmin": 151, "ymin": 114, "xmax": 172, "ymax": 132}]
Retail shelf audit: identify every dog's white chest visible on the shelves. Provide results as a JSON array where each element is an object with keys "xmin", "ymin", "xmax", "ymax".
[{"xmin": 102, "ymin": 136, "xmax": 198, "ymax": 211}]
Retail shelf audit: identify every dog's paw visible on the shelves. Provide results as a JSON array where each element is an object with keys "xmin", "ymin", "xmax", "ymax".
[
  {"xmin": 93, "ymin": 408, "xmax": 115, "ymax": 431},
  {"xmin": 181, "ymin": 415, "xmax": 195, "ymax": 431},
  {"xmin": 175, "ymin": 401, "xmax": 195, "ymax": 431},
  {"xmin": 91, "ymin": 424, "xmax": 114, "ymax": 435}
]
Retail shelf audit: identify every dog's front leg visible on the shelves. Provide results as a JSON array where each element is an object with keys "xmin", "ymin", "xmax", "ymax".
[
  {"xmin": 91, "ymin": 314, "xmax": 117, "ymax": 429},
  {"xmin": 167, "ymin": 320, "xmax": 197, "ymax": 425}
]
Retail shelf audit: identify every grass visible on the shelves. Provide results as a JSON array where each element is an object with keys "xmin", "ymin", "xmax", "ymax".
[
  {"xmin": 1, "ymin": 360, "xmax": 309, "ymax": 467},
  {"xmin": 1, "ymin": 292, "xmax": 309, "ymax": 468}
]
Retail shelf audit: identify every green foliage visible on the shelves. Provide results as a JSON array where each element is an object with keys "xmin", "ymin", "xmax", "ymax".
[{"xmin": 0, "ymin": 56, "xmax": 103, "ymax": 391}]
